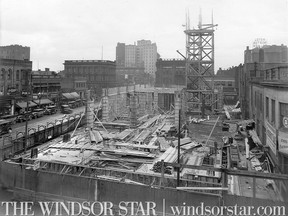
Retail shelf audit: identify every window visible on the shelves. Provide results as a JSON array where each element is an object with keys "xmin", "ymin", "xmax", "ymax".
[
  {"xmin": 266, "ymin": 97, "xmax": 269, "ymax": 119},
  {"xmin": 271, "ymin": 99, "xmax": 275, "ymax": 124},
  {"xmin": 16, "ymin": 70, "xmax": 20, "ymax": 81},
  {"xmin": 280, "ymin": 103, "xmax": 288, "ymax": 128},
  {"xmin": 271, "ymin": 69, "xmax": 276, "ymax": 80}
]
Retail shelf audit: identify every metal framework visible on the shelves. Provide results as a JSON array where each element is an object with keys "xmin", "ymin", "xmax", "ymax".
[{"xmin": 184, "ymin": 21, "xmax": 218, "ymax": 113}]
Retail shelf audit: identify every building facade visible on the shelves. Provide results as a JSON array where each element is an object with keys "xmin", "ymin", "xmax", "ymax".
[
  {"xmin": 116, "ymin": 67, "xmax": 148, "ymax": 85},
  {"xmin": 125, "ymin": 45, "xmax": 137, "ymax": 67},
  {"xmin": 137, "ymin": 40, "xmax": 157, "ymax": 76},
  {"xmin": 206, "ymin": 76, "xmax": 237, "ymax": 106},
  {"xmin": 31, "ymin": 68, "xmax": 62, "ymax": 103},
  {"xmin": 0, "ymin": 58, "xmax": 32, "ymax": 116},
  {"xmin": 155, "ymin": 59, "xmax": 185, "ymax": 87},
  {"xmin": 63, "ymin": 60, "xmax": 116, "ymax": 97},
  {"xmin": 116, "ymin": 43, "xmax": 125, "ymax": 68},
  {"xmin": 115, "ymin": 40, "xmax": 158, "ymax": 83},
  {"xmin": 0, "ymin": 45, "xmax": 30, "ymax": 61},
  {"xmin": 239, "ymin": 45, "xmax": 288, "ymax": 119},
  {"xmin": 250, "ymin": 65, "xmax": 288, "ymax": 200},
  {"xmin": 60, "ymin": 76, "xmax": 87, "ymax": 99}
]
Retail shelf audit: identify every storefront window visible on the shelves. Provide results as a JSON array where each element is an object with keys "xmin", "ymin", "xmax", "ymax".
[{"xmin": 280, "ymin": 103, "xmax": 288, "ymax": 129}]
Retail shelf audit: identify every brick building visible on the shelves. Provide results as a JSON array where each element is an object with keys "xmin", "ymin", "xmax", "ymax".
[
  {"xmin": 116, "ymin": 67, "xmax": 149, "ymax": 85},
  {"xmin": 155, "ymin": 59, "xmax": 185, "ymax": 87},
  {"xmin": 63, "ymin": 60, "xmax": 117, "ymax": 97},
  {"xmin": 0, "ymin": 58, "xmax": 32, "ymax": 116},
  {"xmin": 239, "ymin": 45, "xmax": 288, "ymax": 119},
  {"xmin": 0, "ymin": 45, "xmax": 30, "ymax": 61},
  {"xmin": 31, "ymin": 68, "xmax": 62, "ymax": 104}
]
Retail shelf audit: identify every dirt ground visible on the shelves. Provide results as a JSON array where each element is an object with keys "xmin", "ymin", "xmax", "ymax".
[{"xmin": 187, "ymin": 120, "xmax": 232, "ymax": 146}]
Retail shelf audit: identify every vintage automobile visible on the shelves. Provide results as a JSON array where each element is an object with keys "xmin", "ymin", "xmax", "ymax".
[
  {"xmin": 61, "ymin": 105, "xmax": 73, "ymax": 114},
  {"xmin": 0, "ymin": 119, "xmax": 13, "ymax": 136},
  {"xmin": 32, "ymin": 108, "xmax": 45, "ymax": 118},
  {"xmin": 44, "ymin": 105, "xmax": 57, "ymax": 115},
  {"xmin": 16, "ymin": 112, "xmax": 33, "ymax": 123}
]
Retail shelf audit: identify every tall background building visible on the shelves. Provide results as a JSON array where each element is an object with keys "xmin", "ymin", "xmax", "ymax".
[
  {"xmin": 116, "ymin": 43, "xmax": 125, "ymax": 68},
  {"xmin": 115, "ymin": 40, "xmax": 158, "ymax": 85},
  {"xmin": 136, "ymin": 40, "xmax": 158, "ymax": 76}
]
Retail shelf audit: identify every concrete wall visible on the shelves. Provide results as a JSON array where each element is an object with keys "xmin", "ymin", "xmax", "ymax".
[
  {"xmin": 103, "ymin": 85, "xmax": 180, "ymax": 120},
  {"xmin": 1, "ymin": 161, "xmax": 287, "ymax": 215},
  {"xmin": 0, "ymin": 161, "xmax": 222, "ymax": 215}
]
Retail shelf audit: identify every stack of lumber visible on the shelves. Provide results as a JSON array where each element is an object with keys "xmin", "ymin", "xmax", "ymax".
[{"xmin": 89, "ymin": 130, "xmax": 103, "ymax": 144}]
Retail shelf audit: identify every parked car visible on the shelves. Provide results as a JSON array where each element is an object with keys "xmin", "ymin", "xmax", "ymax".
[
  {"xmin": 16, "ymin": 115, "xmax": 26, "ymax": 123},
  {"xmin": 0, "ymin": 119, "xmax": 13, "ymax": 136},
  {"xmin": 16, "ymin": 113, "xmax": 33, "ymax": 123},
  {"xmin": 1, "ymin": 114, "xmax": 17, "ymax": 125},
  {"xmin": 32, "ymin": 108, "xmax": 44, "ymax": 118},
  {"xmin": 61, "ymin": 105, "xmax": 73, "ymax": 114},
  {"xmin": 44, "ymin": 105, "xmax": 57, "ymax": 115}
]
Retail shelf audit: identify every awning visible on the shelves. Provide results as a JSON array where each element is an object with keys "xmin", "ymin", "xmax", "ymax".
[
  {"xmin": 33, "ymin": 99, "xmax": 53, "ymax": 105},
  {"xmin": 70, "ymin": 92, "xmax": 80, "ymax": 99},
  {"xmin": 16, "ymin": 101, "xmax": 37, "ymax": 109},
  {"xmin": 62, "ymin": 93, "xmax": 74, "ymax": 100}
]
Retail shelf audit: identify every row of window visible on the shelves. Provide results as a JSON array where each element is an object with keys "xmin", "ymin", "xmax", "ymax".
[
  {"xmin": 0, "ymin": 70, "xmax": 21, "ymax": 81},
  {"xmin": 264, "ymin": 96, "xmax": 287, "ymax": 128},
  {"xmin": 66, "ymin": 67, "xmax": 114, "ymax": 73},
  {"xmin": 75, "ymin": 82, "xmax": 86, "ymax": 88}
]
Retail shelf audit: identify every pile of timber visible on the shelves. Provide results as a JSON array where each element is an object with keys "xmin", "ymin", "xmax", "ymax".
[
  {"xmin": 138, "ymin": 115, "xmax": 161, "ymax": 129},
  {"xmin": 156, "ymin": 147, "xmax": 179, "ymax": 163},
  {"xmin": 89, "ymin": 130, "xmax": 103, "ymax": 144},
  {"xmin": 114, "ymin": 129, "xmax": 135, "ymax": 141},
  {"xmin": 132, "ymin": 129, "xmax": 151, "ymax": 144},
  {"xmin": 101, "ymin": 147, "xmax": 156, "ymax": 158},
  {"xmin": 157, "ymin": 137, "xmax": 170, "ymax": 152}
]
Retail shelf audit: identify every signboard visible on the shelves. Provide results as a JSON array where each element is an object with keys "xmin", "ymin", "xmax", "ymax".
[
  {"xmin": 265, "ymin": 120, "xmax": 277, "ymax": 156},
  {"xmin": 279, "ymin": 130, "xmax": 288, "ymax": 154}
]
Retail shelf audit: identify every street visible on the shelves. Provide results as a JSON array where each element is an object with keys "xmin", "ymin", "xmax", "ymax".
[{"xmin": 1, "ymin": 106, "xmax": 85, "ymax": 141}]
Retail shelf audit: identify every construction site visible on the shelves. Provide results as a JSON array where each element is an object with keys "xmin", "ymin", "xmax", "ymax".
[{"xmin": 1, "ymin": 16, "xmax": 288, "ymax": 215}]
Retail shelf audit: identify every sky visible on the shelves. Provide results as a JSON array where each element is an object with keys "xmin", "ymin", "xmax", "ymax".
[{"xmin": 0, "ymin": 0, "xmax": 288, "ymax": 72}]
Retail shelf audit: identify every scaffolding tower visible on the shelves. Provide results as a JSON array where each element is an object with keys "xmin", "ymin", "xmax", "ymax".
[{"xmin": 184, "ymin": 16, "xmax": 219, "ymax": 115}]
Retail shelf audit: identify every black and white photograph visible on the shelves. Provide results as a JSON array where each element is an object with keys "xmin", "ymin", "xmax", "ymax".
[{"xmin": 0, "ymin": 0, "xmax": 288, "ymax": 215}]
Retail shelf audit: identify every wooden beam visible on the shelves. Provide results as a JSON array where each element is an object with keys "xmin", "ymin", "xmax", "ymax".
[
  {"xmin": 166, "ymin": 162, "xmax": 288, "ymax": 181},
  {"xmin": 177, "ymin": 187, "xmax": 229, "ymax": 190}
]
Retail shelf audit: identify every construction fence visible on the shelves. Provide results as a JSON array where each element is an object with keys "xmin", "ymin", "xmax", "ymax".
[{"xmin": 0, "ymin": 113, "xmax": 85, "ymax": 161}]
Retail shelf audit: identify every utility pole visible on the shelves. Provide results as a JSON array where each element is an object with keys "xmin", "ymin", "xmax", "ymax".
[
  {"xmin": 177, "ymin": 109, "xmax": 181, "ymax": 187},
  {"xmin": 24, "ymin": 70, "xmax": 32, "ymax": 153}
]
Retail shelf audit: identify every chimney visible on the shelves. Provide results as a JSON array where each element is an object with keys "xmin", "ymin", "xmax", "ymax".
[{"xmin": 45, "ymin": 68, "xmax": 49, "ymax": 71}]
